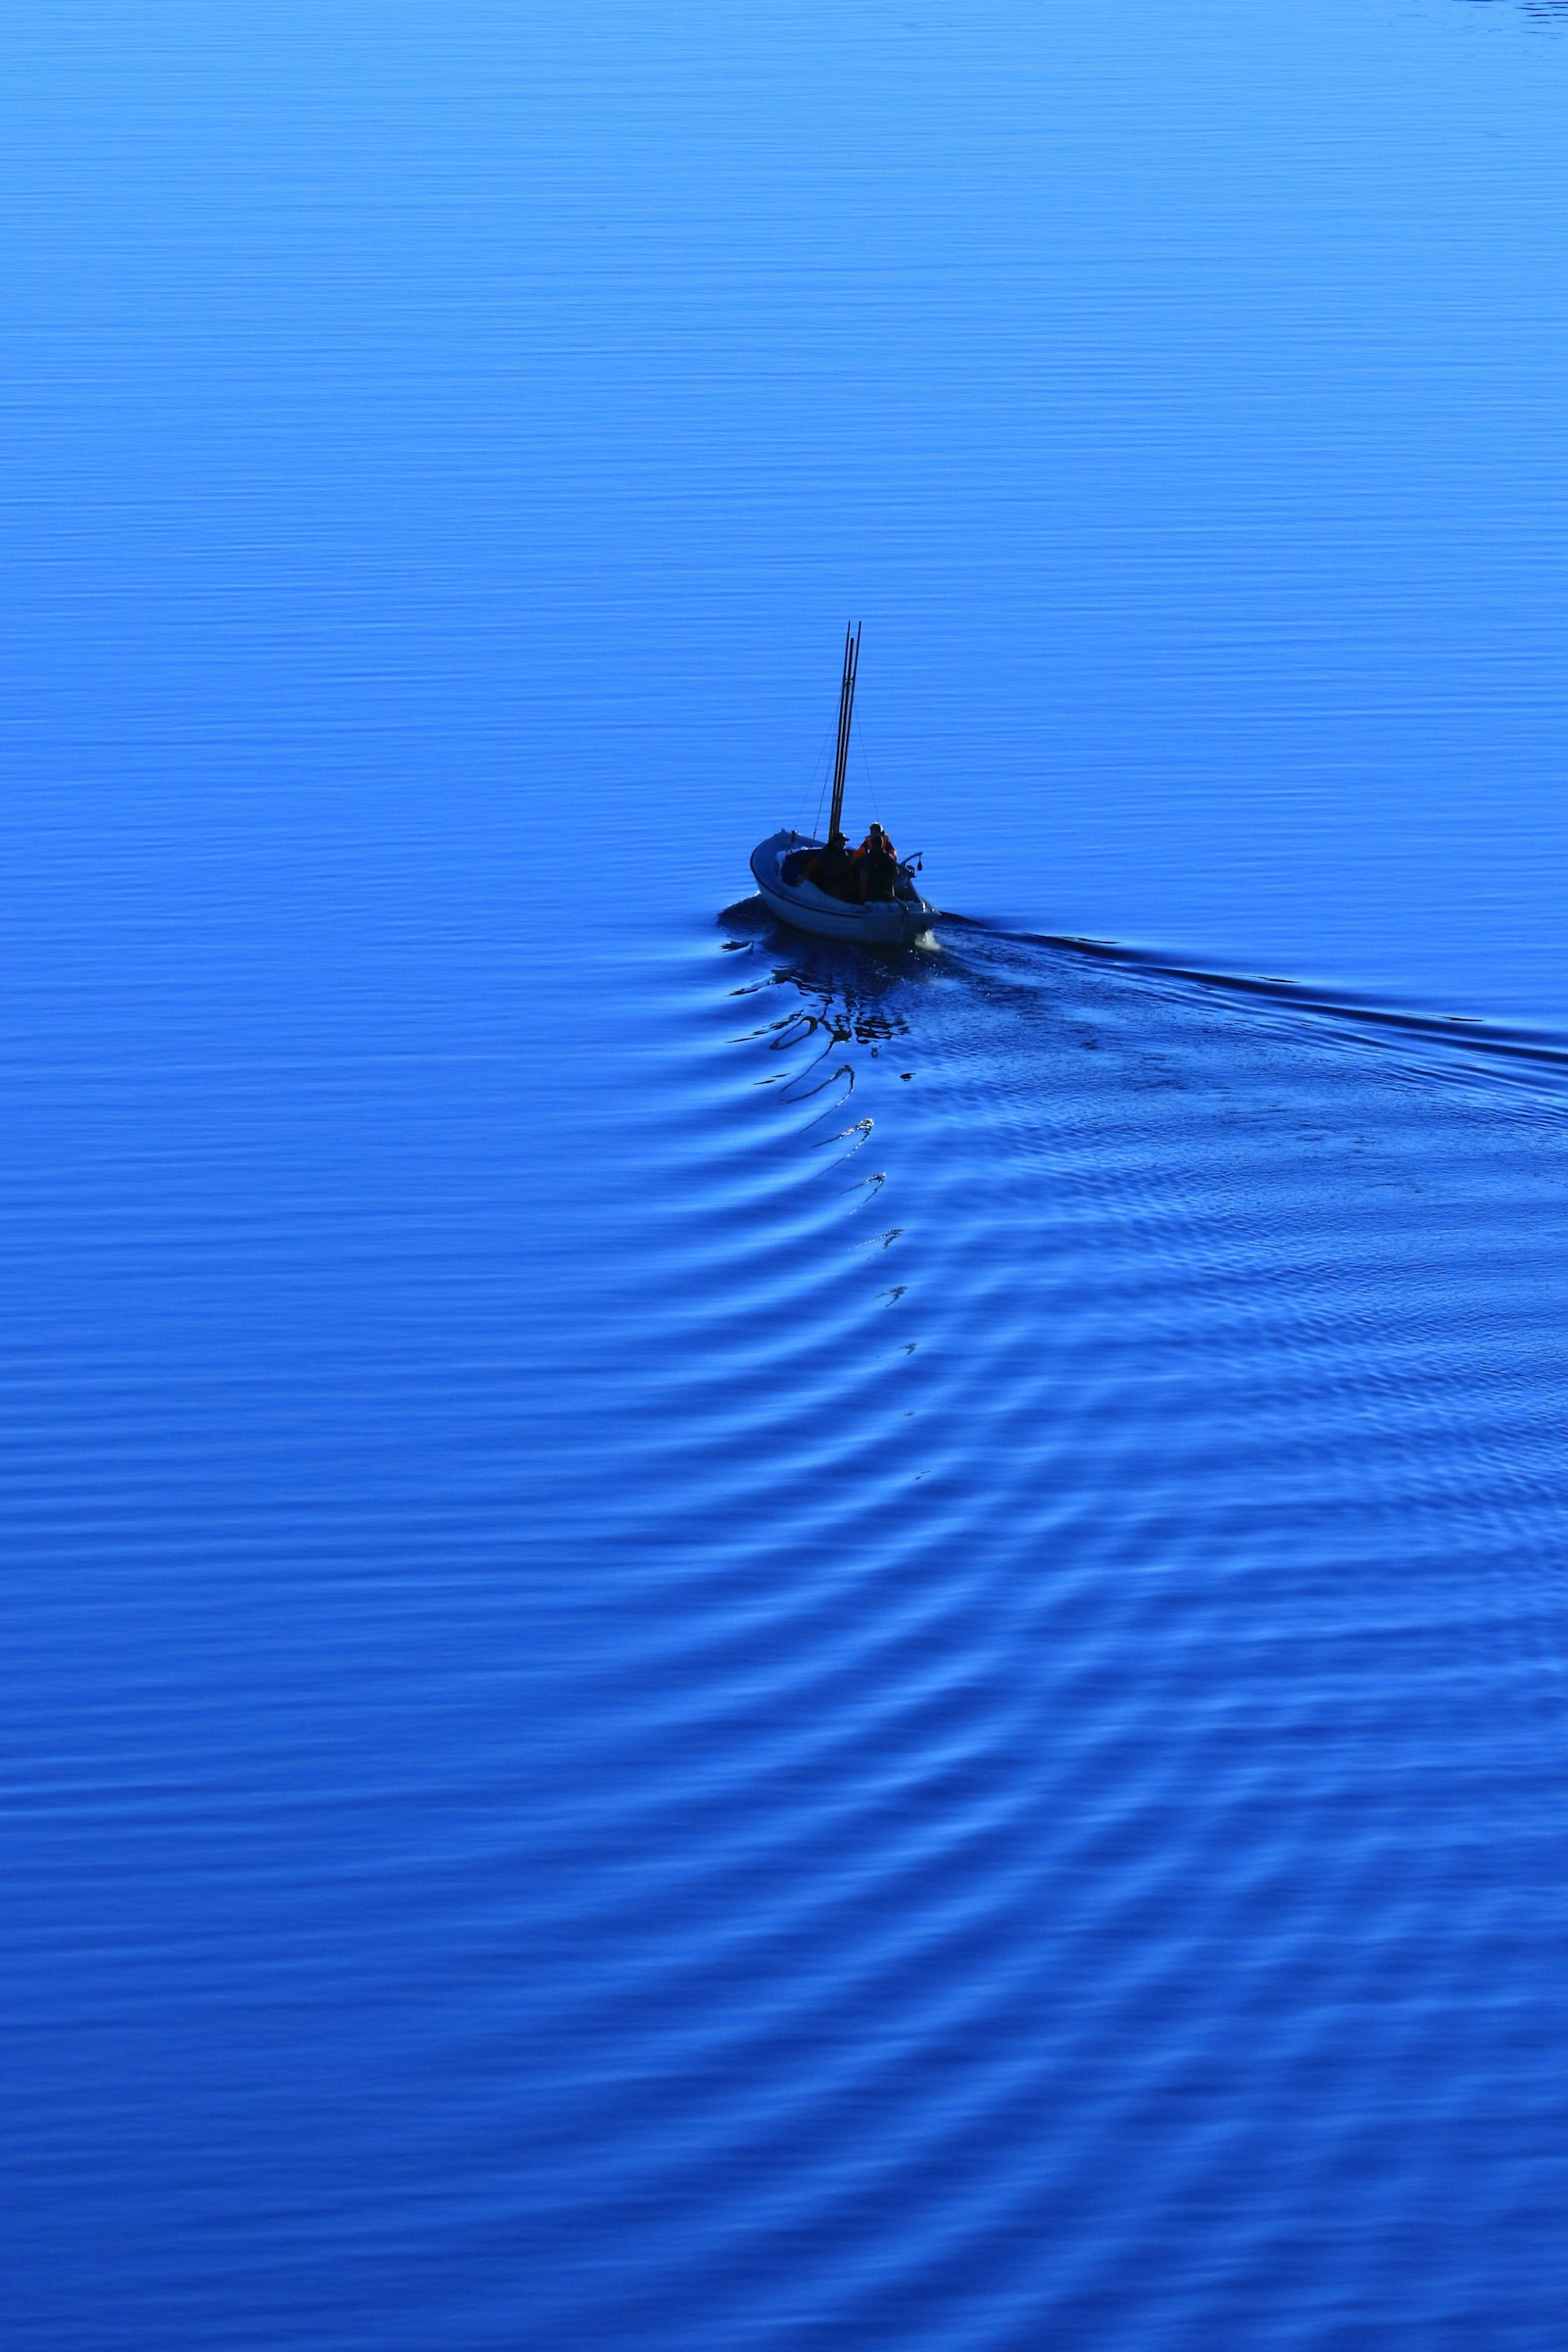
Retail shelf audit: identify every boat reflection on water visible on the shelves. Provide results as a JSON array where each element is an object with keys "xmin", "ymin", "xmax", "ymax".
[{"xmin": 717, "ymin": 899, "xmax": 926, "ymax": 1105}]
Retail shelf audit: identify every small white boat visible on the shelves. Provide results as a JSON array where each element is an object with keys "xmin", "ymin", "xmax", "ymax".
[
  {"xmin": 750, "ymin": 827, "xmax": 936, "ymax": 946},
  {"xmin": 750, "ymin": 625, "xmax": 938, "ymax": 948}
]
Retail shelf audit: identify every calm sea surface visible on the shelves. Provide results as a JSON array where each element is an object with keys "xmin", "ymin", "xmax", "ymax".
[{"xmin": 7, "ymin": 3, "xmax": 1568, "ymax": 2345}]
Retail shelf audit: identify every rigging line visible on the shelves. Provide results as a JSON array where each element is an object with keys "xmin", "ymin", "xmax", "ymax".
[
  {"xmin": 854, "ymin": 723, "xmax": 883, "ymax": 826},
  {"xmin": 828, "ymin": 622, "xmax": 855, "ymax": 837},
  {"xmin": 803, "ymin": 716, "xmax": 837, "ymax": 836}
]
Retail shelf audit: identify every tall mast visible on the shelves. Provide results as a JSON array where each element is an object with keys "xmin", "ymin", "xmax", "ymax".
[
  {"xmin": 826, "ymin": 624, "xmax": 853, "ymax": 837},
  {"xmin": 827, "ymin": 621, "xmax": 860, "ymax": 843}
]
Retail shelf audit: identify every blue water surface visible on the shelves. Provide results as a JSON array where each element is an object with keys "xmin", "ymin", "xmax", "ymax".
[{"xmin": 5, "ymin": 2, "xmax": 1568, "ymax": 2346}]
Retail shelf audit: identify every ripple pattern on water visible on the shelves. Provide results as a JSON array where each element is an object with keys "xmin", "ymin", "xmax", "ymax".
[
  {"xmin": 8, "ymin": 907, "xmax": 1568, "ymax": 2350},
  {"xmin": 495, "ymin": 918, "xmax": 1568, "ymax": 2349}
]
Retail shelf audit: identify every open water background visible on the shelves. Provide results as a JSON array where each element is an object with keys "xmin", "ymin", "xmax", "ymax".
[{"xmin": 6, "ymin": 2, "xmax": 1568, "ymax": 2345}]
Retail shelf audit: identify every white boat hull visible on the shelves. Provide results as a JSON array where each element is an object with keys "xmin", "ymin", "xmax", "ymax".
[{"xmin": 749, "ymin": 829, "xmax": 937, "ymax": 947}]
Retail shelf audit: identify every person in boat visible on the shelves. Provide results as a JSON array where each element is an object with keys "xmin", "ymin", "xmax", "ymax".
[
  {"xmin": 805, "ymin": 829, "xmax": 857, "ymax": 902},
  {"xmin": 853, "ymin": 823, "xmax": 900, "ymax": 903}
]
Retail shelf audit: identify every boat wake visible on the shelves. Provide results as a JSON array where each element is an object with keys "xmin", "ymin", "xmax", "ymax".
[
  {"xmin": 728, "ymin": 891, "xmax": 1568, "ymax": 1097},
  {"xmin": 943, "ymin": 909, "xmax": 1568, "ymax": 1085},
  {"xmin": 517, "ymin": 902, "xmax": 1568, "ymax": 2345}
]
